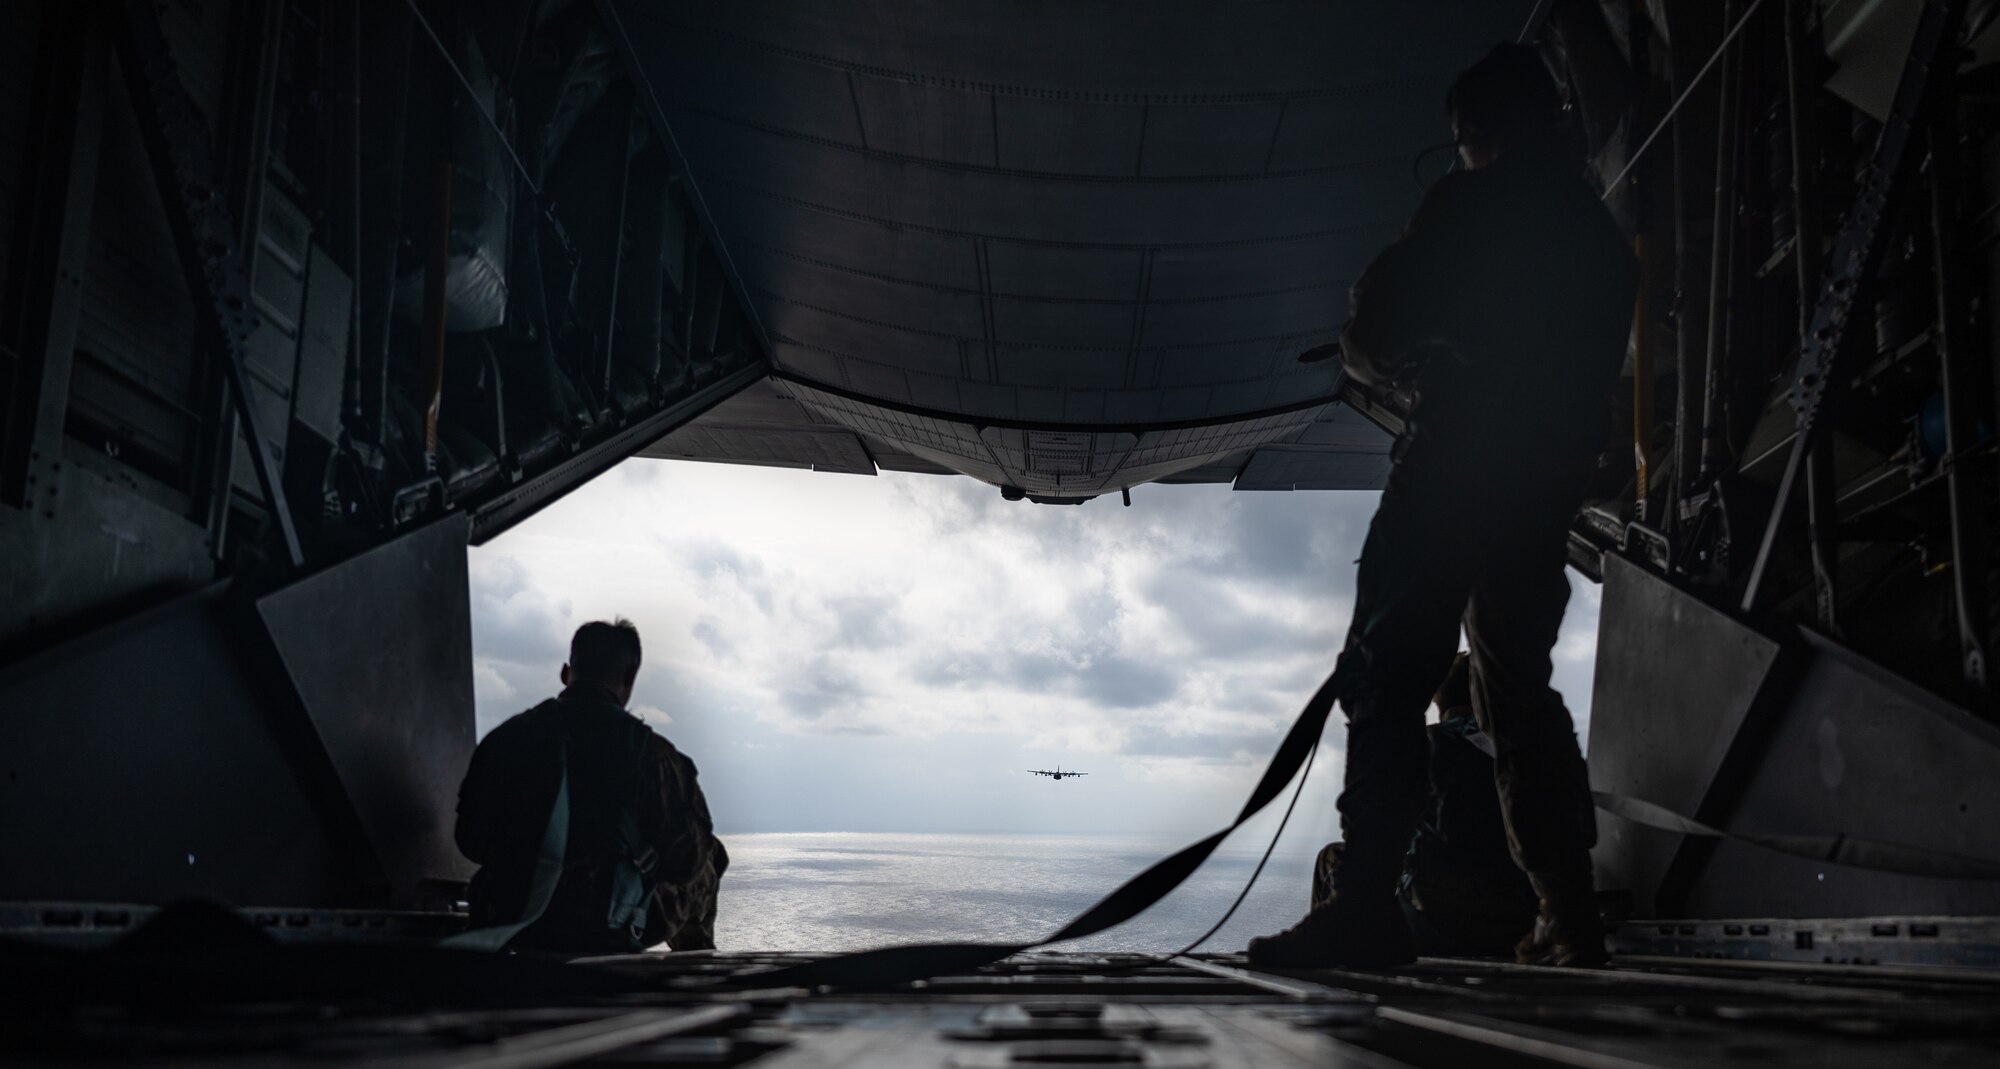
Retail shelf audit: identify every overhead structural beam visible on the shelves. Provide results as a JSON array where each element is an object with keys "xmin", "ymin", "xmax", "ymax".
[{"xmin": 111, "ymin": 0, "xmax": 305, "ymax": 569}]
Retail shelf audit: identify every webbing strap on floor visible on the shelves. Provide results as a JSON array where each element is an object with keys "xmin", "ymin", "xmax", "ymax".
[
  {"xmin": 1593, "ymin": 791, "xmax": 2000, "ymax": 881},
  {"xmin": 1461, "ymin": 729, "xmax": 2000, "ymax": 880},
  {"xmin": 718, "ymin": 665, "xmax": 1353, "ymax": 990}
]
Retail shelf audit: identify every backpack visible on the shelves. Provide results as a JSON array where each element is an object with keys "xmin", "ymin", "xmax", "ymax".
[{"xmin": 601, "ymin": 783, "xmax": 661, "ymax": 947}]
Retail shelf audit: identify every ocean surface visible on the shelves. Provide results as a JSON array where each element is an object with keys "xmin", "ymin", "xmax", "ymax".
[{"xmin": 712, "ymin": 832, "xmax": 1321, "ymax": 954}]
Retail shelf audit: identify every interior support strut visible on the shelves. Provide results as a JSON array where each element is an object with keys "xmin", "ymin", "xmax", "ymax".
[
  {"xmin": 1741, "ymin": 0, "xmax": 1967, "ymax": 615},
  {"xmin": 1782, "ymin": 0, "xmax": 1840, "ymax": 633},
  {"xmin": 1928, "ymin": 73, "xmax": 1992, "ymax": 697},
  {"xmin": 111, "ymin": 0, "xmax": 305, "ymax": 569}
]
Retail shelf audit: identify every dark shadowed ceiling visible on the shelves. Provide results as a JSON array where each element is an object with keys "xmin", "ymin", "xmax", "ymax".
[{"xmin": 615, "ymin": 0, "xmax": 1540, "ymax": 499}]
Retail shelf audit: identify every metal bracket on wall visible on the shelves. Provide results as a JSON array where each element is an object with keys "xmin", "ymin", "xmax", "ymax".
[
  {"xmin": 1740, "ymin": 0, "xmax": 1964, "ymax": 614},
  {"xmin": 466, "ymin": 360, "xmax": 765, "ymax": 543},
  {"xmin": 110, "ymin": 0, "xmax": 305, "ymax": 569}
]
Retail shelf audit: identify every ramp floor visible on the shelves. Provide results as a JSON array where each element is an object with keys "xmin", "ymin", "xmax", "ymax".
[{"xmin": 8, "ymin": 949, "xmax": 1999, "ymax": 1066}]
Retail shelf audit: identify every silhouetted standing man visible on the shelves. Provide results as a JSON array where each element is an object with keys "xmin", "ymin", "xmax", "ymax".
[
  {"xmin": 457, "ymin": 619, "xmax": 727, "ymax": 953},
  {"xmin": 1251, "ymin": 44, "xmax": 1635, "ymax": 968}
]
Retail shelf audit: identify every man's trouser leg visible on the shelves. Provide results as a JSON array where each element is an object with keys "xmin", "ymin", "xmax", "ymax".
[
  {"xmin": 1463, "ymin": 517, "xmax": 1598, "ymax": 933},
  {"xmin": 1332, "ymin": 475, "xmax": 1471, "ymax": 910},
  {"xmin": 1249, "ymin": 485, "xmax": 1464, "ymax": 967}
]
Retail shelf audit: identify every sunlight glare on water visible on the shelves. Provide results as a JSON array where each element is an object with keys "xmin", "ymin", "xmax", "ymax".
[{"xmin": 715, "ymin": 832, "xmax": 1320, "ymax": 953}]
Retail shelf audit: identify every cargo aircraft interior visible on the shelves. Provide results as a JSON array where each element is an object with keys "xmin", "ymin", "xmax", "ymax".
[{"xmin": 3, "ymin": 1, "xmax": 2000, "ymax": 1066}]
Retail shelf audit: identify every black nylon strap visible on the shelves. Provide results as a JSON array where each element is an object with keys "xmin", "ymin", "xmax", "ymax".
[
  {"xmin": 618, "ymin": 721, "xmax": 660, "ymax": 880},
  {"xmin": 443, "ymin": 705, "xmax": 571, "ymax": 952},
  {"xmin": 1593, "ymin": 791, "xmax": 2000, "ymax": 881},
  {"xmin": 715, "ymin": 661, "xmax": 2000, "ymax": 990},
  {"xmin": 718, "ymin": 665, "xmax": 1351, "ymax": 989},
  {"xmin": 1441, "ymin": 731, "xmax": 2000, "ymax": 880}
]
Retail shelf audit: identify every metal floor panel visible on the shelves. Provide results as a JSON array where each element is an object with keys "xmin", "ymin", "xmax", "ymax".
[{"xmin": 8, "ymin": 948, "xmax": 1999, "ymax": 1067}]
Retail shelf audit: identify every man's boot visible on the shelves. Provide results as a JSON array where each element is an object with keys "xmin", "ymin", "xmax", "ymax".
[
  {"xmin": 1245, "ymin": 894, "xmax": 1412, "ymax": 969},
  {"xmin": 1514, "ymin": 869, "xmax": 1606, "ymax": 967},
  {"xmin": 1246, "ymin": 713, "xmax": 1424, "ymax": 969},
  {"xmin": 1499, "ymin": 741, "xmax": 1607, "ymax": 967}
]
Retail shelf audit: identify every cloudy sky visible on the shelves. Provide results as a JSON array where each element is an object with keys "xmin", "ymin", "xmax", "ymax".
[{"xmin": 468, "ymin": 459, "xmax": 1600, "ymax": 841}]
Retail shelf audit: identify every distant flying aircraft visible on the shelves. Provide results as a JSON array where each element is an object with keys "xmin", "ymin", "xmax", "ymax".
[{"xmin": 1028, "ymin": 766, "xmax": 1087, "ymax": 780}]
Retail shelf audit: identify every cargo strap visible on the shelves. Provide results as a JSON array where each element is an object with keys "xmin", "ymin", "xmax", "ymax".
[
  {"xmin": 1459, "ymin": 726, "xmax": 2000, "ymax": 879},
  {"xmin": 1451, "ymin": 722, "xmax": 2000, "ymax": 881},
  {"xmin": 442, "ymin": 726, "xmax": 571, "ymax": 952},
  {"xmin": 720, "ymin": 664, "xmax": 1352, "ymax": 989},
  {"xmin": 721, "ymin": 671, "xmax": 2000, "ymax": 989},
  {"xmin": 1591, "ymin": 790, "xmax": 2000, "ymax": 881}
]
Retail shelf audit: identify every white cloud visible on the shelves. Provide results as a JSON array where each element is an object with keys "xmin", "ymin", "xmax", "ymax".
[
  {"xmin": 471, "ymin": 659, "xmax": 517, "ymax": 705},
  {"xmin": 1555, "ymin": 576, "xmax": 1603, "ymax": 665}
]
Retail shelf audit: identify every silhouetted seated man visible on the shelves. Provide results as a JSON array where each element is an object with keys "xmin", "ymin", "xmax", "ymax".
[
  {"xmin": 456, "ymin": 619, "xmax": 727, "ymax": 953},
  {"xmin": 1311, "ymin": 654, "xmax": 1539, "ymax": 958}
]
